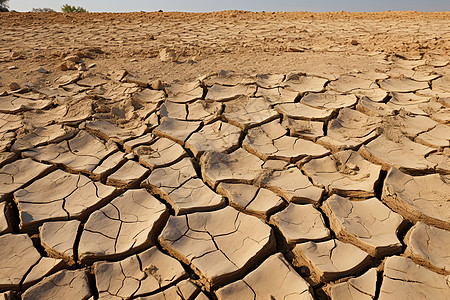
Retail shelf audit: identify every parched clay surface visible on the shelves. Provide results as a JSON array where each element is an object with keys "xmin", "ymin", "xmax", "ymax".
[
  {"xmin": 134, "ymin": 137, "xmax": 187, "ymax": 170},
  {"xmin": 257, "ymin": 167, "xmax": 324, "ymax": 203},
  {"xmin": 223, "ymin": 97, "xmax": 279, "ymax": 130},
  {"xmin": 1, "ymin": 26, "xmax": 450, "ymax": 297},
  {"xmin": 359, "ymin": 134, "xmax": 437, "ymax": 174},
  {"xmin": 22, "ymin": 130, "xmax": 118, "ymax": 173},
  {"xmin": 200, "ymin": 148, "xmax": 265, "ymax": 188},
  {"xmin": 0, "ymin": 158, "xmax": 54, "ymax": 201},
  {"xmin": 317, "ymin": 108, "xmax": 380, "ymax": 151},
  {"xmin": 185, "ymin": 121, "xmax": 242, "ymax": 157}
]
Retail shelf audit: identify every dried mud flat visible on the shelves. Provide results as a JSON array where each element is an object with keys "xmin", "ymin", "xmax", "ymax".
[{"xmin": 0, "ymin": 10, "xmax": 450, "ymax": 300}]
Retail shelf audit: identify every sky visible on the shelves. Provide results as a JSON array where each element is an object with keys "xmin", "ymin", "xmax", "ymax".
[{"xmin": 8, "ymin": 0, "xmax": 450, "ymax": 13}]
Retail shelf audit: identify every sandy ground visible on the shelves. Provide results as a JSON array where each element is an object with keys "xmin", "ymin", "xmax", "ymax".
[
  {"xmin": 0, "ymin": 11, "xmax": 449, "ymax": 300},
  {"xmin": 1, "ymin": 11, "xmax": 450, "ymax": 87}
]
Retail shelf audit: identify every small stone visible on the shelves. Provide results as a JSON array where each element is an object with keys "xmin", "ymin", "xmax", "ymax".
[
  {"xmin": 351, "ymin": 39, "xmax": 359, "ymax": 45},
  {"xmin": 159, "ymin": 48, "xmax": 177, "ymax": 62},
  {"xmin": 76, "ymin": 63, "xmax": 87, "ymax": 71},
  {"xmin": 187, "ymin": 56, "xmax": 198, "ymax": 64},
  {"xmin": 88, "ymin": 63, "xmax": 96, "ymax": 69},
  {"xmin": 7, "ymin": 66, "xmax": 17, "ymax": 70},
  {"xmin": 64, "ymin": 55, "xmax": 82, "ymax": 63},
  {"xmin": 125, "ymin": 153, "xmax": 135, "ymax": 160},
  {"xmin": 8, "ymin": 82, "xmax": 20, "ymax": 91},
  {"xmin": 11, "ymin": 51, "xmax": 23, "ymax": 60},
  {"xmin": 37, "ymin": 67, "xmax": 49, "ymax": 74},
  {"xmin": 151, "ymin": 79, "xmax": 163, "ymax": 90},
  {"xmin": 59, "ymin": 61, "xmax": 76, "ymax": 71}
]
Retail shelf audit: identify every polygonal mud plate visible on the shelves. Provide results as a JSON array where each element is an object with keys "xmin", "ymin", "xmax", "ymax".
[
  {"xmin": 0, "ymin": 158, "xmax": 54, "ymax": 201},
  {"xmin": 292, "ymin": 239, "xmax": 371, "ymax": 285},
  {"xmin": 216, "ymin": 253, "xmax": 314, "ymax": 299},
  {"xmin": 94, "ymin": 247, "xmax": 187, "ymax": 299},
  {"xmin": 159, "ymin": 206, "xmax": 275, "ymax": 290},
  {"xmin": 21, "ymin": 269, "xmax": 92, "ymax": 300},
  {"xmin": 217, "ymin": 183, "xmax": 285, "ymax": 219},
  {"xmin": 378, "ymin": 256, "xmax": 450, "ymax": 300},
  {"xmin": 13, "ymin": 170, "xmax": 116, "ymax": 230},
  {"xmin": 257, "ymin": 167, "xmax": 324, "ymax": 204},
  {"xmin": 382, "ymin": 167, "xmax": 450, "ymax": 230},
  {"xmin": 200, "ymin": 148, "xmax": 265, "ymax": 188},
  {"xmin": 269, "ymin": 203, "xmax": 330, "ymax": 245},
  {"xmin": 22, "ymin": 131, "xmax": 118, "ymax": 174},
  {"xmin": 326, "ymin": 268, "xmax": 377, "ymax": 300},
  {"xmin": 78, "ymin": 189, "xmax": 168, "ymax": 262},
  {"xmin": 323, "ymin": 195, "xmax": 405, "ymax": 257},
  {"xmin": 317, "ymin": 108, "xmax": 380, "ymax": 151},
  {"xmin": 0, "ymin": 234, "xmax": 63, "ymax": 290},
  {"xmin": 359, "ymin": 134, "xmax": 436, "ymax": 174},
  {"xmin": 302, "ymin": 150, "xmax": 382, "ymax": 197},
  {"xmin": 243, "ymin": 120, "xmax": 329, "ymax": 162},
  {"xmin": 405, "ymin": 222, "xmax": 450, "ymax": 275},
  {"xmin": 301, "ymin": 92, "xmax": 357, "ymax": 110},
  {"xmin": 185, "ymin": 121, "xmax": 242, "ymax": 158}
]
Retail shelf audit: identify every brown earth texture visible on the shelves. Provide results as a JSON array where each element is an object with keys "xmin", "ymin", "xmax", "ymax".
[{"xmin": 0, "ymin": 10, "xmax": 450, "ymax": 300}]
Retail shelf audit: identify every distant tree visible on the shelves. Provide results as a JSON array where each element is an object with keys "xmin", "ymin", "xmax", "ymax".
[
  {"xmin": 0, "ymin": 0, "xmax": 9, "ymax": 12},
  {"xmin": 61, "ymin": 4, "xmax": 87, "ymax": 12},
  {"xmin": 32, "ymin": 8, "xmax": 56, "ymax": 12}
]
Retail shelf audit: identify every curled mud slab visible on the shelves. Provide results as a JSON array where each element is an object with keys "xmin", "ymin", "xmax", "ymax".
[{"xmin": 0, "ymin": 11, "xmax": 449, "ymax": 299}]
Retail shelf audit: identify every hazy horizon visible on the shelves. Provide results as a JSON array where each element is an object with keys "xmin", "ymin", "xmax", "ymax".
[{"xmin": 8, "ymin": 0, "xmax": 450, "ymax": 13}]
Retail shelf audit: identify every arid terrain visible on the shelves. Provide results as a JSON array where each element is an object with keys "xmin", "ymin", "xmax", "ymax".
[{"xmin": 0, "ymin": 11, "xmax": 449, "ymax": 300}]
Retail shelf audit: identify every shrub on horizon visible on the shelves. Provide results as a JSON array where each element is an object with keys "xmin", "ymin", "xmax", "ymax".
[
  {"xmin": 61, "ymin": 4, "xmax": 87, "ymax": 13},
  {"xmin": 32, "ymin": 8, "xmax": 56, "ymax": 12},
  {"xmin": 0, "ymin": 0, "xmax": 9, "ymax": 12}
]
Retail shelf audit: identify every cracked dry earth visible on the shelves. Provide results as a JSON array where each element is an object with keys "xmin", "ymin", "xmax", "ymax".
[
  {"xmin": 1, "ymin": 12, "xmax": 450, "ymax": 300},
  {"xmin": 1, "ymin": 65, "xmax": 450, "ymax": 300}
]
